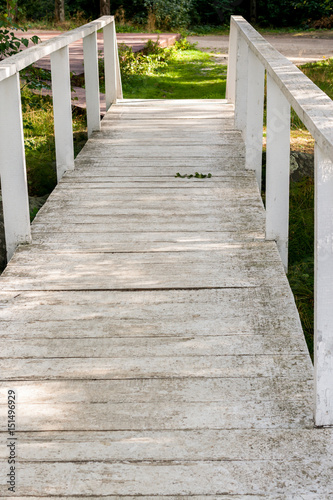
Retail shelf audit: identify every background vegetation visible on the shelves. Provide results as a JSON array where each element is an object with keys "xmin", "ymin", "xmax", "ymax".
[{"xmin": 0, "ymin": 0, "xmax": 332, "ymax": 29}]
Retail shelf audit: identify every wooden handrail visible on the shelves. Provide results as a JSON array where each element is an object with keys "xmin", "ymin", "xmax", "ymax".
[
  {"xmin": 0, "ymin": 16, "xmax": 123, "ymax": 262},
  {"xmin": 227, "ymin": 15, "xmax": 333, "ymax": 427}
]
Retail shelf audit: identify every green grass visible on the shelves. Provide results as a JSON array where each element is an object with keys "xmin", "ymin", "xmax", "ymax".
[
  {"xmin": 120, "ymin": 49, "xmax": 227, "ymax": 100},
  {"xmin": 21, "ymin": 87, "xmax": 87, "ymax": 196},
  {"xmin": 287, "ymin": 178, "xmax": 314, "ymax": 358},
  {"xmin": 301, "ymin": 58, "xmax": 333, "ymax": 100}
]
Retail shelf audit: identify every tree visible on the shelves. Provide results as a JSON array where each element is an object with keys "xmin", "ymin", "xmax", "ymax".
[
  {"xmin": 100, "ymin": 0, "xmax": 110, "ymax": 15},
  {"xmin": 55, "ymin": 0, "xmax": 65, "ymax": 22},
  {"xmin": 6, "ymin": 0, "xmax": 18, "ymax": 22},
  {"xmin": 250, "ymin": 0, "xmax": 257, "ymax": 22}
]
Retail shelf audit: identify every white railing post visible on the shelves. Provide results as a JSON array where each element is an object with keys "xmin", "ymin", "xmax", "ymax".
[
  {"xmin": 226, "ymin": 18, "xmax": 237, "ymax": 104},
  {"xmin": 50, "ymin": 46, "xmax": 75, "ymax": 181},
  {"xmin": 244, "ymin": 50, "xmax": 265, "ymax": 187},
  {"xmin": 234, "ymin": 34, "xmax": 249, "ymax": 134},
  {"xmin": 83, "ymin": 31, "xmax": 101, "ymax": 137},
  {"xmin": 115, "ymin": 36, "xmax": 123, "ymax": 100},
  {"xmin": 0, "ymin": 72, "xmax": 31, "ymax": 261},
  {"xmin": 103, "ymin": 20, "xmax": 118, "ymax": 110},
  {"xmin": 265, "ymin": 73, "xmax": 290, "ymax": 272},
  {"xmin": 314, "ymin": 143, "xmax": 333, "ymax": 427}
]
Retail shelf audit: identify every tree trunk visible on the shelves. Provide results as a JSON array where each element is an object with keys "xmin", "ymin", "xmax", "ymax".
[
  {"xmin": 7, "ymin": 1, "xmax": 18, "ymax": 23},
  {"xmin": 100, "ymin": 0, "xmax": 110, "ymax": 16},
  {"xmin": 55, "ymin": 0, "xmax": 65, "ymax": 22},
  {"xmin": 250, "ymin": 0, "xmax": 257, "ymax": 22}
]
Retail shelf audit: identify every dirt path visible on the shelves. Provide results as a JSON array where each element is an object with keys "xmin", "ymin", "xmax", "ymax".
[
  {"xmin": 17, "ymin": 31, "xmax": 180, "ymax": 74},
  {"xmin": 187, "ymin": 34, "xmax": 333, "ymax": 65}
]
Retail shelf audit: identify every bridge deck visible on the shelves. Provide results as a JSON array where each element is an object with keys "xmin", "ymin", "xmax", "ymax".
[{"xmin": 0, "ymin": 99, "xmax": 332, "ymax": 497}]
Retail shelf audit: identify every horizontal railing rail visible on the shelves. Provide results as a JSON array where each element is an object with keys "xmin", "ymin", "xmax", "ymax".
[
  {"xmin": 0, "ymin": 16, "xmax": 122, "ymax": 261},
  {"xmin": 226, "ymin": 15, "xmax": 333, "ymax": 427}
]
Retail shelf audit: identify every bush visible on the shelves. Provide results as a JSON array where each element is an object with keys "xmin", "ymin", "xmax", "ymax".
[
  {"xmin": 144, "ymin": 0, "xmax": 193, "ymax": 29},
  {"xmin": 0, "ymin": 1, "xmax": 39, "ymax": 60}
]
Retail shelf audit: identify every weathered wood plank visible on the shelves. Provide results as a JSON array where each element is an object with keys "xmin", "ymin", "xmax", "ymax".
[
  {"xmin": 36, "ymin": 199, "xmax": 264, "ymax": 217},
  {"xmin": 53, "ymin": 177, "xmax": 261, "ymax": 192},
  {"xmin": 0, "ymin": 377, "xmax": 312, "ymax": 404},
  {"xmin": 0, "ymin": 459, "xmax": 331, "ymax": 496},
  {"xmin": 29, "ymin": 231, "xmax": 265, "ymax": 251},
  {"xmin": 0, "ymin": 287, "xmax": 303, "ymax": 338},
  {"xmin": 3, "ymin": 429, "xmax": 333, "ymax": 462},
  {"xmin": 100, "ymin": 119, "xmax": 235, "ymax": 129},
  {"xmin": 0, "ymin": 334, "xmax": 307, "ymax": 359},
  {"xmin": 65, "ymin": 169, "xmax": 252, "ymax": 179},
  {"xmin": 74, "ymin": 157, "xmax": 245, "ymax": 170},
  {"xmin": 0, "ymin": 244, "xmax": 287, "ymax": 290},
  {"xmin": 0, "ymin": 399, "xmax": 313, "ymax": 431},
  {"xmin": 87, "ymin": 131, "xmax": 241, "ymax": 145},
  {"xmin": 0, "ymin": 354, "xmax": 311, "ymax": 381},
  {"xmin": 77, "ymin": 145, "xmax": 244, "ymax": 159}
]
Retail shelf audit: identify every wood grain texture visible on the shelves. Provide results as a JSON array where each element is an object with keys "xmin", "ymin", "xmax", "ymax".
[{"xmin": 0, "ymin": 99, "xmax": 325, "ymax": 497}]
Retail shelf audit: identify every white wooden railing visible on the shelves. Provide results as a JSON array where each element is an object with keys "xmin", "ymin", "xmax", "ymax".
[
  {"xmin": 0, "ymin": 16, "xmax": 122, "ymax": 260},
  {"xmin": 227, "ymin": 15, "xmax": 333, "ymax": 427}
]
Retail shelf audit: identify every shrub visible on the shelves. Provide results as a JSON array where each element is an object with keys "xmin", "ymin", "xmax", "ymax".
[
  {"xmin": 144, "ymin": 0, "xmax": 193, "ymax": 29},
  {"xmin": 0, "ymin": 1, "xmax": 39, "ymax": 60}
]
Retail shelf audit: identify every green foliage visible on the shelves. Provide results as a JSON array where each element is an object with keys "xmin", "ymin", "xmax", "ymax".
[
  {"xmin": 20, "ymin": 88, "xmax": 87, "ymax": 196},
  {"xmin": 0, "ymin": 0, "xmax": 39, "ymax": 60},
  {"xmin": 301, "ymin": 58, "xmax": 333, "ymax": 100},
  {"xmin": 144, "ymin": 0, "xmax": 193, "ymax": 29},
  {"xmin": 287, "ymin": 178, "xmax": 314, "ymax": 357},
  {"xmin": 256, "ymin": 0, "xmax": 332, "ymax": 27},
  {"xmin": 175, "ymin": 172, "xmax": 212, "ymax": 178},
  {"xmin": 2, "ymin": 0, "xmax": 331, "ymax": 29},
  {"xmin": 107, "ymin": 41, "xmax": 226, "ymax": 100},
  {"xmin": 117, "ymin": 43, "xmax": 169, "ymax": 78}
]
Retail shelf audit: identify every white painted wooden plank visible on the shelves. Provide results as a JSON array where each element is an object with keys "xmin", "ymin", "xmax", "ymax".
[
  {"xmin": 29, "ymin": 215, "xmax": 265, "ymax": 234},
  {"xmin": 50, "ymin": 46, "xmax": 75, "ymax": 180},
  {"xmin": 226, "ymin": 18, "xmax": 237, "ymax": 103},
  {"xmin": 105, "ymin": 114, "xmax": 235, "ymax": 122},
  {"xmin": 0, "ymin": 287, "xmax": 304, "ymax": 338},
  {"xmin": 0, "ymin": 399, "xmax": 313, "ymax": 434},
  {"xmin": 0, "ymin": 354, "xmax": 311, "ymax": 381},
  {"xmin": 29, "ymin": 231, "xmax": 265, "ymax": 252},
  {"xmin": 4, "ymin": 429, "xmax": 333, "ymax": 462},
  {"xmin": 0, "ymin": 334, "xmax": 307, "ymax": 359},
  {"xmin": 37, "ymin": 199, "xmax": 264, "ymax": 214},
  {"xmin": 0, "ymin": 245, "xmax": 288, "ymax": 290},
  {"xmin": 88, "ymin": 131, "xmax": 242, "ymax": 144},
  {"xmin": 0, "ymin": 377, "xmax": 311, "ymax": 404},
  {"xmin": 74, "ymin": 160, "xmax": 245, "ymax": 171},
  {"xmin": 50, "ymin": 176, "xmax": 260, "ymax": 192},
  {"xmin": 1, "ymin": 459, "xmax": 331, "ymax": 496},
  {"xmin": 64, "ymin": 171, "xmax": 254, "ymax": 180},
  {"xmin": 265, "ymin": 73, "xmax": 291, "ymax": 271},
  {"xmin": 100, "ymin": 117, "xmax": 235, "ymax": 127},
  {"xmin": 0, "ymin": 72, "xmax": 31, "ymax": 261},
  {"xmin": 244, "ymin": 50, "xmax": 264, "ymax": 186},
  {"xmin": 234, "ymin": 34, "xmax": 248, "ymax": 132},
  {"xmin": 83, "ymin": 31, "xmax": 101, "ymax": 137},
  {"xmin": 77, "ymin": 144, "xmax": 245, "ymax": 158},
  {"xmin": 314, "ymin": 144, "xmax": 333, "ymax": 426},
  {"xmin": 103, "ymin": 20, "xmax": 117, "ymax": 109}
]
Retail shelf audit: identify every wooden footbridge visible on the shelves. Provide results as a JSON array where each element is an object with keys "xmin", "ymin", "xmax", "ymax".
[{"xmin": 1, "ymin": 15, "xmax": 333, "ymax": 498}]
